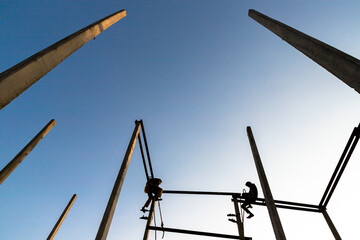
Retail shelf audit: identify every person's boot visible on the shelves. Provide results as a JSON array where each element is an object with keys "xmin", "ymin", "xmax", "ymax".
[{"xmin": 247, "ymin": 213, "xmax": 254, "ymax": 219}]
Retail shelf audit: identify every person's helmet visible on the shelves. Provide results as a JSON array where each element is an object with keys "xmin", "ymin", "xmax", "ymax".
[{"xmin": 151, "ymin": 178, "xmax": 162, "ymax": 185}]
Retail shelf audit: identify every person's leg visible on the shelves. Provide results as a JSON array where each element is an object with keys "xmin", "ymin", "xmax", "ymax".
[
  {"xmin": 141, "ymin": 193, "xmax": 153, "ymax": 212},
  {"xmin": 241, "ymin": 201, "xmax": 254, "ymax": 218},
  {"xmin": 241, "ymin": 202, "xmax": 251, "ymax": 214}
]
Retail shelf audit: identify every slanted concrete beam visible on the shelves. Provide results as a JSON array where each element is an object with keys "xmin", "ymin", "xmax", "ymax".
[
  {"xmin": 247, "ymin": 126, "xmax": 286, "ymax": 240},
  {"xmin": 0, "ymin": 119, "xmax": 56, "ymax": 185},
  {"xmin": 0, "ymin": 9, "xmax": 126, "ymax": 110},
  {"xmin": 47, "ymin": 194, "xmax": 77, "ymax": 240},
  {"xmin": 95, "ymin": 120, "xmax": 141, "ymax": 240},
  {"xmin": 249, "ymin": 9, "xmax": 360, "ymax": 94}
]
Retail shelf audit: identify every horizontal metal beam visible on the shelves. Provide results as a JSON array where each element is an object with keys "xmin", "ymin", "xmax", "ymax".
[
  {"xmin": 238, "ymin": 199, "xmax": 320, "ymax": 213},
  {"xmin": 163, "ymin": 190, "xmax": 320, "ymax": 212},
  {"xmin": 148, "ymin": 226, "xmax": 252, "ymax": 240},
  {"xmin": 163, "ymin": 190, "xmax": 239, "ymax": 196}
]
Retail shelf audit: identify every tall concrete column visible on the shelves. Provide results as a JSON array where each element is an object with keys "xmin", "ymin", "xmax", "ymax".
[
  {"xmin": 47, "ymin": 194, "xmax": 77, "ymax": 240},
  {"xmin": 0, "ymin": 9, "xmax": 126, "ymax": 110},
  {"xmin": 143, "ymin": 199, "xmax": 156, "ymax": 240},
  {"xmin": 0, "ymin": 119, "xmax": 56, "ymax": 185},
  {"xmin": 232, "ymin": 196, "xmax": 245, "ymax": 240},
  {"xmin": 247, "ymin": 126, "xmax": 286, "ymax": 240},
  {"xmin": 248, "ymin": 9, "xmax": 360, "ymax": 94},
  {"xmin": 95, "ymin": 121, "xmax": 141, "ymax": 240}
]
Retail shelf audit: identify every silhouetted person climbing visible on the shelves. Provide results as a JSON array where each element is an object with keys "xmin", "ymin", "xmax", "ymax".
[
  {"xmin": 241, "ymin": 181, "xmax": 258, "ymax": 219},
  {"xmin": 141, "ymin": 178, "xmax": 163, "ymax": 212}
]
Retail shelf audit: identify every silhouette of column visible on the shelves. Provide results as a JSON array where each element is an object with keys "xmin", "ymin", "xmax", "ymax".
[
  {"xmin": 0, "ymin": 119, "xmax": 56, "ymax": 185},
  {"xmin": 47, "ymin": 194, "xmax": 77, "ymax": 240},
  {"xmin": 143, "ymin": 199, "xmax": 155, "ymax": 240},
  {"xmin": 322, "ymin": 210, "xmax": 342, "ymax": 240},
  {"xmin": 0, "ymin": 9, "xmax": 126, "ymax": 110},
  {"xmin": 232, "ymin": 195, "xmax": 245, "ymax": 240},
  {"xmin": 247, "ymin": 126, "xmax": 286, "ymax": 240},
  {"xmin": 248, "ymin": 9, "xmax": 360, "ymax": 94},
  {"xmin": 95, "ymin": 120, "xmax": 141, "ymax": 240}
]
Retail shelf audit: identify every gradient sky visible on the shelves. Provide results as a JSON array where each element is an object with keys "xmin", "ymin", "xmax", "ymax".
[{"xmin": 1, "ymin": 1, "xmax": 360, "ymax": 239}]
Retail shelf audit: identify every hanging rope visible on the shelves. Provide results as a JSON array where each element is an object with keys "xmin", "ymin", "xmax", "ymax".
[
  {"xmin": 153, "ymin": 199, "xmax": 157, "ymax": 240},
  {"xmin": 157, "ymin": 201, "xmax": 165, "ymax": 238},
  {"xmin": 241, "ymin": 189, "xmax": 246, "ymax": 223}
]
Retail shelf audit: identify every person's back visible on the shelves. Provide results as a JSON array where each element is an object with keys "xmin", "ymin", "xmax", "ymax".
[
  {"xmin": 248, "ymin": 182, "xmax": 258, "ymax": 202},
  {"xmin": 241, "ymin": 181, "xmax": 257, "ymax": 218}
]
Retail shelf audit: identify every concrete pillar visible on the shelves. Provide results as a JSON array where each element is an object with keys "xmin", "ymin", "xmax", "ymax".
[
  {"xmin": 248, "ymin": 9, "xmax": 360, "ymax": 94},
  {"xmin": 232, "ymin": 196, "xmax": 245, "ymax": 240},
  {"xmin": 47, "ymin": 194, "xmax": 77, "ymax": 240},
  {"xmin": 0, "ymin": 9, "xmax": 126, "ymax": 110},
  {"xmin": 143, "ymin": 199, "xmax": 156, "ymax": 240},
  {"xmin": 0, "ymin": 119, "xmax": 56, "ymax": 185},
  {"xmin": 247, "ymin": 126, "xmax": 286, "ymax": 240},
  {"xmin": 95, "ymin": 120, "xmax": 141, "ymax": 240}
]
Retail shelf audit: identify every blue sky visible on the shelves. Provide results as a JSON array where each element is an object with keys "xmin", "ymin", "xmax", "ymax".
[{"xmin": 1, "ymin": 1, "xmax": 360, "ymax": 239}]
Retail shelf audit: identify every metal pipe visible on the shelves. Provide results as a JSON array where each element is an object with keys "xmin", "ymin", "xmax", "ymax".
[
  {"xmin": 247, "ymin": 126, "xmax": 286, "ymax": 240},
  {"xmin": 238, "ymin": 201, "xmax": 320, "ymax": 213},
  {"xmin": 163, "ymin": 190, "xmax": 239, "ymax": 196},
  {"xmin": 148, "ymin": 226, "xmax": 252, "ymax": 240},
  {"xmin": 0, "ymin": 10, "xmax": 126, "ymax": 110},
  {"xmin": 163, "ymin": 190, "xmax": 320, "ymax": 212},
  {"xmin": 0, "ymin": 119, "xmax": 56, "ymax": 185},
  {"xmin": 320, "ymin": 127, "xmax": 357, "ymax": 206},
  {"xmin": 138, "ymin": 135, "xmax": 150, "ymax": 181},
  {"xmin": 140, "ymin": 120, "xmax": 154, "ymax": 178},
  {"xmin": 95, "ymin": 120, "xmax": 141, "ymax": 240},
  {"xmin": 47, "ymin": 194, "xmax": 77, "ymax": 240},
  {"xmin": 322, "ymin": 210, "xmax": 342, "ymax": 240},
  {"xmin": 323, "ymin": 132, "xmax": 359, "ymax": 207},
  {"xmin": 143, "ymin": 199, "xmax": 155, "ymax": 240},
  {"xmin": 233, "ymin": 195, "xmax": 245, "ymax": 240}
]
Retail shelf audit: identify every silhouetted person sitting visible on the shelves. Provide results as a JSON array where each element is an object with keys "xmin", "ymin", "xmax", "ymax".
[
  {"xmin": 241, "ymin": 181, "xmax": 258, "ymax": 219},
  {"xmin": 141, "ymin": 178, "xmax": 163, "ymax": 212}
]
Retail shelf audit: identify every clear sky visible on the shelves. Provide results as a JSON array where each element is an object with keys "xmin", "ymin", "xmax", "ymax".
[{"xmin": 1, "ymin": 0, "xmax": 360, "ymax": 239}]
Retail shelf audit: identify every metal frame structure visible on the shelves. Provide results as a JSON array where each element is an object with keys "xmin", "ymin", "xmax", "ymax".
[
  {"xmin": 1, "ymin": 6, "xmax": 359, "ymax": 239},
  {"xmin": 141, "ymin": 122, "xmax": 359, "ymax": 240}
]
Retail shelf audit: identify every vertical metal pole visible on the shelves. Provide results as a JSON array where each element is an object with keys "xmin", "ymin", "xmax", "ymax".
[
  {"xmin": 0, "ymin": 119, "xmax": 56, "ymax": 185},
  {"xmin": 247, "ymin": 126, "xmax": 286, "ymax": 240},
  {"xmin": 322, "ymin": 210, "xmax": 342, "ymax": 240},
  {"xmin": 95, "ymin": 121, "xmax": 141, "ymax": 240},
  {"xmin": 143, "ymin": 199, "xmax": 156, "ymax": 240},
  {"xmin": 47, "ymin": 194, "xmax": 77, "ymax": 240},
  {"xmin": 232, "ymin": 195, "xmax": 245, "ymax": 240}
]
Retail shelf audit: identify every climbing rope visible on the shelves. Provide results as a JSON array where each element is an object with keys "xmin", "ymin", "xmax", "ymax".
[
  {"xmin": 152, "ymin": 199, "xmax": 166, "ymax": 240},
  {"xmin": 153, "ymin": 200, "xmax": 157, "ymax": 240},
  {"xmin": 241, "ymin": 189, "xmax": 246, "ymax": 223},
  {"xmin": 157, "ymin": 201, "xmax": 165, "ymax": 238}
]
